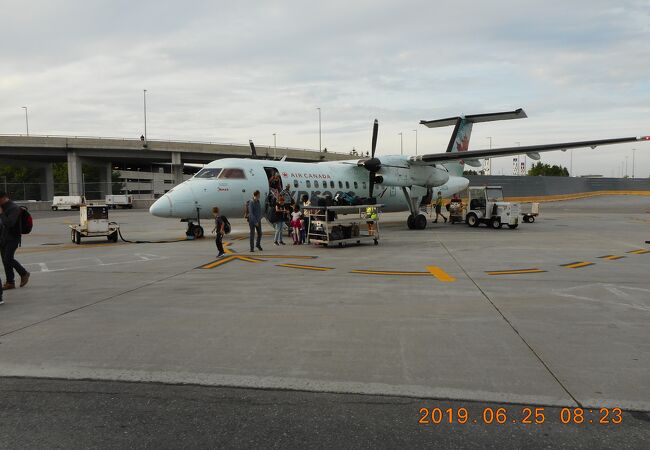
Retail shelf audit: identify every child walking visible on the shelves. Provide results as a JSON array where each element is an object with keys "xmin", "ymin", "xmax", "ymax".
[{"xmin": 290, "ymin": 205, "xmax": 302, "ymax": 245}]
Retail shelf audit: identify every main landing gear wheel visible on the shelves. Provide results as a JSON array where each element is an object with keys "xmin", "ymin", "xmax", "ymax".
[
  {"xmin": 407, "ymin": 214, "xmax": 415, "ymax": 229},
  {"xmin": 414, "ymin": 214, "xmax": 427, "ymax": 230},
  {"xmin": 466, "ymin": 214, "xmax": 479, "ymax": 228}
]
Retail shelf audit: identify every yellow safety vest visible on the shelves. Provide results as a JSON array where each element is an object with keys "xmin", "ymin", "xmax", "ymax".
[{"xmin": 366, "ymin": 207, "xmax": 378, "ymax": 220}]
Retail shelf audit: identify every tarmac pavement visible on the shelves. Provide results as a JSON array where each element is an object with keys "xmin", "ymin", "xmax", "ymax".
[{"xmin": 1, "ymin": 195, "xmax": 649, "ymax": 446}]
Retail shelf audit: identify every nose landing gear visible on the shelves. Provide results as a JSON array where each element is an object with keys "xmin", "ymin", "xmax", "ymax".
[
  {"xmin": 186, "ymin": 223, "xmax": 204, "ymax": 239},
  {"xmin": 184, "ymin": 207, "xmax": 205, "ymax": 239}
]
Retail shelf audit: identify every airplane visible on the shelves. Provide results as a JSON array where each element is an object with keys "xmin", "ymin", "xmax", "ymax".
[{"xmin": 149, "ymin": 108, "xmax": 649, "ymax": 238}]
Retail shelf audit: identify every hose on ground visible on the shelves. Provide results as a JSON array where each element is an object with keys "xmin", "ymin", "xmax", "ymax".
[{"xmin": 109, "ymin": 222, "xmax": 189, "ymax": 244}]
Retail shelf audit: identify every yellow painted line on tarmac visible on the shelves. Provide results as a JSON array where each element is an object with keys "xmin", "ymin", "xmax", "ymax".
[
  {"xmin": 626, "ymin": 249, "xmax": 649, "ymax": 255},
  {"xmin": 251, "ymin": 255, "xmax": 318, "ymax": 260},
  {"xmin": 18, "ymin": 242, "xmax": 121, "ymax": 254},
  {"xmin": 351, "ymin": 269, "xmax": 431, "ymax": 276},
  {"xmin": 426, "ymin": 266, "xmax": 456, "ymax": 282},
  {"xmin": 598, "ymin": 255, "xmax": 625, "ymax": 261},
  {"xmin": 561, "ymin": 261, "xmax": 595, "ymax": 269},
  {"xmin": 276, "ymin": 263, "xmax": 334, "ymax": 271},
  {"xmin": 200, "ymin": 255, "xmax": 263, "ymax": 269},
  {"xmin": 486, "ymin": 268, "xmax": 546, "ymax": 276}
]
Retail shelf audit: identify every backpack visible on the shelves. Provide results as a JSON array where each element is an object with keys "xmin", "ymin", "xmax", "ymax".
[
  {"xmin": 19, "ymin": 206, "xmax": 33, "ymax": 234},
  {"xmin": 222, "ymin": 216, "xmax": 231, "ymax": 234}
]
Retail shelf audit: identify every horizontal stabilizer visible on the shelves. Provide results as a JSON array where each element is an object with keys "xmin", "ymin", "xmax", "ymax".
[
  {"xmin": 420, "ymin": 108, "xmax": 527, "ymax": 128},
  {"xmin": 464, "ymin": 159, "xmax": 482, "ymax": 167}
]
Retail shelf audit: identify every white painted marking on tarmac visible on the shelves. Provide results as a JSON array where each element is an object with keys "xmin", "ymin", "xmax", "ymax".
[
  {"xmin": 22, "ymin": 253, "xmax": 168, "ymax": 273},
  {"xmin": 554, "ymin": 283, "xmax": 650, "ymax": 311}
]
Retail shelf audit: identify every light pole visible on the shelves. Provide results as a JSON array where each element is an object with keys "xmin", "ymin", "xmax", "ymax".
[
  {"xmin": 398, "ymin": 132, "xmax": 403, "ymax": 155},
  {"xmin": 625, "ymin": 156, "xmax": 628, "ymax": 178},
  {"xmin": 273, "ymin": 133, "xmax": 277, "ymax": 160},
  {"xmin": 21, "ymin": 106, "xmax": 29, "ymax": 135},
  {"xmin": 486, "ymin": 137, "xmax": 492, "ymax": 175},
  {"xmin": 570, "ymin": 150, "xmax": 573, "ymax": 177},
  {"xmin": 316, "ymin": 107, "xmax": 321, "ymax": 152},
  {"xmin": 632, "ymin": 149, "xmax": 636, "ymax": 179},
  {"xmin": 515, "ymin": 142, "xmax": 522, "ymax": 175},
  {"xmin": 143, "ymin": 89, "xmax": 148, "ymax": 142},
  {"xmin": 412, "ymin": 129, "xmax": 418, "ymax": 155}
]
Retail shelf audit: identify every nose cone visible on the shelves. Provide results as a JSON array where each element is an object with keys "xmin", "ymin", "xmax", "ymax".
[{"xmin": 150, "ymin": 195, "xmax": 172, "ymax": 217}]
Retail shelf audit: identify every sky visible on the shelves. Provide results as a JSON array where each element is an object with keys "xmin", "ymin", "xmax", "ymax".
[{"xmin": 1, "ymin": 0, "xmax": 649, "ymax": 177}]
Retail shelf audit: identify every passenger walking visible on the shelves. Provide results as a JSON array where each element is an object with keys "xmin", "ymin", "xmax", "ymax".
[
  {"xmin": 0, "ymin": 192, "xmax": 30, "ymax": 294},
  {"xmin": 269, "ymin": 172, "xmax": 282, "ymax": 193},
  {"xmin": 290, "ymin": 205, "xmax": 302, "ymax": 245},
  {"xmin": 299, "ymin": 194, "xmax": 310, "ymax": 244},
  {"xmin": 433, "ymin": 191, "xmax": 448, "ymax": 223},
  {"xmin": 211, "ymin": 206, "xmax": 226, "ymax": 257},
  {"xmin": 247, "ymin": 190, "xmax": 263, "ymax": 252},
  {"xmin": 273, "ymin": 197, "xmax": 287, "ymax": 245}
]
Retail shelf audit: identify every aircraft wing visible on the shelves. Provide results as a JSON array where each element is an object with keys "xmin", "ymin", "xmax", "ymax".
[{"xmin": 409, "ymin": 136, "xmax": 650, "ymax": 165}]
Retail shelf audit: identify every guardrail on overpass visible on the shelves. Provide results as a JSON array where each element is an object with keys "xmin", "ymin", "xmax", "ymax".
[{"xmin": 0, "ymin": 134, "xmax": 353, "ymax": 198}]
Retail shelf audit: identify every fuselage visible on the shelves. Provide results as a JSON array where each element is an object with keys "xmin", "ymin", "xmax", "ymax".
[{"xmin": 149, "ymin": 157, "xmax": 469, "ymax": 220}]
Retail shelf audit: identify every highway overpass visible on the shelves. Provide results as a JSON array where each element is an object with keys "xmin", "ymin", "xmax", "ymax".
[{"xmin": 0, "ymin": 135, "xmax": 351, "ymax": 199}]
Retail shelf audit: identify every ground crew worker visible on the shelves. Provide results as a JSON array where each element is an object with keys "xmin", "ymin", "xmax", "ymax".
[
  {"xmin": 366, "ymin": 206, "xmax": 378, "ymax": 235},
  {"xmin": 433, "ymin": 191, "xmax": 448, "ymax": 223}
]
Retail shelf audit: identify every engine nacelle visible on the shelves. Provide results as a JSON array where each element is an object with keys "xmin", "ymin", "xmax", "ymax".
[{"xmin": 378, "ymin": 165, "xmax": 449, "ymax": 187}]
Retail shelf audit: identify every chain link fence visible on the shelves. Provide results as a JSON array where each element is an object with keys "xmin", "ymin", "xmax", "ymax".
[{"xmin": 1, "ymin": 182, "xmax": 127, "ymax": 201}]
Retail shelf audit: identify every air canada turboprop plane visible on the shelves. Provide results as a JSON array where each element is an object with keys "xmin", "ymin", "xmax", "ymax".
[{"xmin": 150, "ymin": 108, "xmax": 649, "ymax": 238}]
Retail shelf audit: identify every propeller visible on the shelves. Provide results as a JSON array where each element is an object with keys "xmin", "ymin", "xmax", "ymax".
[
  {"xmin": 342, "ymin": 119, "xmax": 409, "ymax": 196},
  {"xmin": 357, "ymin": 119, "xmax": 381, "ymax": 197}
]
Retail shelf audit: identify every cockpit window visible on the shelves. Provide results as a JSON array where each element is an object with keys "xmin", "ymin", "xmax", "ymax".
[
  {"xmin": 218, "ymin": 168, "xmax": 246, "ymax": 179},
  {"xmin": 195, "ymin": 168, "xmax": 222, "ymax": 179}
]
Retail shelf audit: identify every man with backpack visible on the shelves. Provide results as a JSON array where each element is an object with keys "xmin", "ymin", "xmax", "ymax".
[
  {"xmin": 245, "ymin": 190, "xmax": 263, "ymax": 252},
  {"xmin": 0, "ymin": 192, "xmax": 30, "ymax": 295},
  {"xmin": 211, "ymin": 206, "xmax": 226, "ymax": 258}
]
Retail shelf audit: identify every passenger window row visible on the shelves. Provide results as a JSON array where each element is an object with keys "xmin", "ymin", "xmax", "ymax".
[{"xmin": 296, "ymin": 180, "xmax": 366, "ymax": 190}]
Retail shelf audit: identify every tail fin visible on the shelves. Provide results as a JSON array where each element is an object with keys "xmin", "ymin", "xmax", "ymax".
[{"xmin": 420, "ymin": 108, "xmax": 527, "ymax": 176}]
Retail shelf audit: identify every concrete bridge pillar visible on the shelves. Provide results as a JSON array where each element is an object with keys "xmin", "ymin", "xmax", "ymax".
[
  {"xmin": 171, "ymin": 152, "xmax": 183, "ymax": 185},
  {"xmin": 40, "ymin": 163, "xmax": 54, "ymax": 201},
  {"xmin": 67, "ymin": 151, "xmax": 83, "ymax": 196},
  {"xmin": 98, "ymin": 162, "xmax": 113, "ymax": 199}
]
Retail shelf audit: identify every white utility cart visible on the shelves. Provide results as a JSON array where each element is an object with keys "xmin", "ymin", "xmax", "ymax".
[
  {"xmin": 307, "ymin": 204, "xmax": 382, "ymax": 247},
  {"xmin": 69, "ymin": 205, "xmax": 120, "ymax": 244}
]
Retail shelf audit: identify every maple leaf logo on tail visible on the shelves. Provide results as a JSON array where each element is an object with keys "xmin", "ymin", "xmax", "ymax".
[{"xmin": 456, "ymin": 135, "xmax": 469, "ymax": 152}]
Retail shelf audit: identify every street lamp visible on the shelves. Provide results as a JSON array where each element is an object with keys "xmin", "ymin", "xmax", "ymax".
[
  {"xmin": 316, "ymin": 107, "xmax": 322, "ymax": 152},
  {"xmin": 485, "ymin": 137, "xmax": 492, "ymax": 175},
  {"xmin": 625, "ymin": 155, "xmax": 628, "ymax": 178},
  {"xmin": 412, "ymin": 129, "xmax": 418, "ymax": 155},
  {"xmin": 143, "ymin": 89, "xmax": 148, "ymax": 142},
  {"xmin": 398, "ymin": 132, "xmax": 403, "ymax": 155},
  {"xmin": 632, "ymin": 149, "xmax": 636, "ymax": 179},
  {"xmin": 21, "ymin": 106, "xmax": 29, "ymax": 135},
  {"xmin": 273, "ymin": 133, "xmax": 277, "ymax": 160}
]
